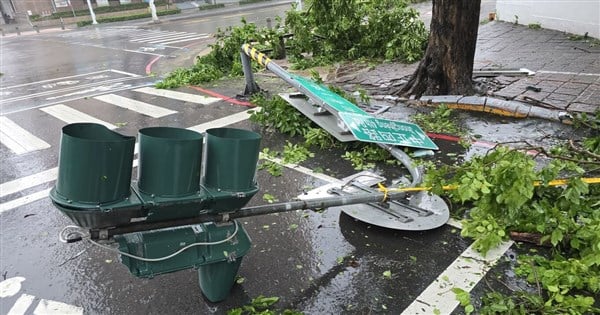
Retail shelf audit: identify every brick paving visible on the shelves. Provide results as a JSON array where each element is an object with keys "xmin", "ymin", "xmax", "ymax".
[{"xmin": 334, "ymin": 21, "xmax": 600, "ymax": 114}]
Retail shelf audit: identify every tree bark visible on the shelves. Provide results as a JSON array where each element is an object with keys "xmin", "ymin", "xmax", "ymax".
[{"xmin": 399, "ymin": 0, "xmax": 481, "ymax": 97}]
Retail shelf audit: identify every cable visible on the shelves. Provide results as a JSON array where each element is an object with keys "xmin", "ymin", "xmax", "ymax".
[
  {"xmin": 88, "ymin": 221, "xmax": 240, "ymax": 262},
  {"xmin": 59, "ymin": 225, "xmax": 88, "ymax": 243},
  {"xmin": 58, "ymin": 222, "xmax": 240, "ymax": 262}
]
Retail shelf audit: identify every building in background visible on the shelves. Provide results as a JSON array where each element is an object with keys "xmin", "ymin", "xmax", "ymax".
[
  {"xmin": 0, "ymin": 0, "xmax": 150, "ymax": 23},
  {"xmin": 496, "ymin": 0, "xmax": 600, "ymax": 38}
]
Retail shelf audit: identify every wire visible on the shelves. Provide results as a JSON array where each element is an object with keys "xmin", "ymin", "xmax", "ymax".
[
  {"xmin": 59, "ymin": 225, "xmax": 89, "ymax": 243},
  {"xmin": 58, "ymin": 222, "xmax": 240, "ymax": 263},
  {"xmin": 89, "ymin": 221, "xmax": 240, "ymax": 262}
]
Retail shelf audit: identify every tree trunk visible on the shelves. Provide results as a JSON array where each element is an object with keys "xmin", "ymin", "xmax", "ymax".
[{"xmin": 399, "ymin": 0, "xmax": 481, "ymax": 97}]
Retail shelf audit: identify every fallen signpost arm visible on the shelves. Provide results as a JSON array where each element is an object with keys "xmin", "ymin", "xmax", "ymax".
[{"xmin": 91, "ymin": 189, "xmax": 410, "ymax": 240}]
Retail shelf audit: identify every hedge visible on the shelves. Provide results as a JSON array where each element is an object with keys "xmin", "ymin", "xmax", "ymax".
[
  {"xmin": 33, "ymin": 1, "xmax": 168, "ymax": 21},
  {"xmin": 199, "ymin": 4, "xmax": 225, "ymax": 11},
  {"xmin": 76, "ymin": 8, "xmax": 180, "ymax": 27}
]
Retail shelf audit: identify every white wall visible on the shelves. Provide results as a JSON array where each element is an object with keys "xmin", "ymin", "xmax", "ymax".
[{"xmin": 496, "ymin": 0, "xmax": 600, "ymax": 39}]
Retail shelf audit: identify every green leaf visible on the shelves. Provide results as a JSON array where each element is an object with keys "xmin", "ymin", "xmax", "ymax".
[{"xmin": 383, "ymin": 270, "xmax": 392, "ymax": 279}]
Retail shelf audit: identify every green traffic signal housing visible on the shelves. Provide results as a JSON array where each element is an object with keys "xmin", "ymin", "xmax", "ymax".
[
  {"xmin": 50, "ymin": 123, "xmax": 261, "ymax": 302},
  {"xmin": 50, "ymin": 123, "xmax": 261, "ymax": 228}
]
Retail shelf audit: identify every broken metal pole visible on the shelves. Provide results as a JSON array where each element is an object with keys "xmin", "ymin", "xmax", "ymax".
[
  {"xmin": 241, "ymin": 48, "xmax": 261, "ymax": 95},
  {"xmin": 91, "ymin": 189, "xmax": 410, "ymax": 240}
]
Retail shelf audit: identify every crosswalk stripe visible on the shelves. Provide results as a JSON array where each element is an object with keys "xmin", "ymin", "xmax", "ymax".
[
  {"xmin": 94, "ymin": 94, "xmax": 177, "ymax": 118},
  {"xmin": 7, "ymin": 294, "xmax": 35, "ymax": 315},
  {"xmin": 146, "ymin": 33, "xmax": 204, "ymax": 44},
  {"xmin": 130, "ymin": 31, "xmax": 189, "ymax": 42},
  {"xmin": 40, "ymin": 105, "xmax": 116, "ymax": 129},
  {"xmin": 0, "ymin": 168, "xmax": 57, "ymax": 198},
  {"xmin": 187, "ymin": 108, "xmax": 259, "ymax": 133},
  {"xmin": 33, "ymin": 298, "xmax": 83, "ymax": 315},
  {"xmin": 159, "ymin": 35, "xmax": 210, "ymax": 45},
  {"xmin": 0, "ymin": 117, "xmax": 51, "ymax": 154},
  {"xmin": 135, "ymin": 87, "xmax": 221, "ymax": 105}
]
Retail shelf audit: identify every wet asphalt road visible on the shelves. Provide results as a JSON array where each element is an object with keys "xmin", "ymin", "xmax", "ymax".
[{"xmin": 0, "ymin": 1, "xmax": 564, "ymax": 314}]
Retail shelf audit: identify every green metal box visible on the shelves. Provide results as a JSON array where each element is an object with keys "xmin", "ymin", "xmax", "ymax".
[{"xmin": 116, "ymin": 221, "xmax": 251, "ymax": 302}]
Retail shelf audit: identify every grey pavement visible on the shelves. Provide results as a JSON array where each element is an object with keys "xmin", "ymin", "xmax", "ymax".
[{"xmin": 333, "ymin": 20, "xmax": 600, "ymax": 116}]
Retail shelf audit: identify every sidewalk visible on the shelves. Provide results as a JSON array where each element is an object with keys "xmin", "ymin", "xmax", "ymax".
[{"xmin": 332, "ymin": 20, "xmax": 600, "ymax": 119}]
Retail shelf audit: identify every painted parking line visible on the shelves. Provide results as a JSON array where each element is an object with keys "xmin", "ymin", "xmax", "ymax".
[
  {"xmin": 94, "ymin": 94, "xmax": 177, "ymax": 118},
  {"xmin": 40, "ymin": 105, "xmax": 117, "ymax": 130},
  {"xmin": 135, "ymin": 87, "xmax": 221, "ymax": 105},
  {"xmin": 0, "ymin": 117, "xmax": 51, "ymax": 154}
]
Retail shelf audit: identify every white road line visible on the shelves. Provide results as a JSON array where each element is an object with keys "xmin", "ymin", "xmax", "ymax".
[
  {"xmin": 40, "ymin": 105, "xmax": 116, "ymax": 130},
  {"xmin": 159, "ymin": 35, "xmax": 211, "ymax": 45},
  {"xmin": 0, "ymin": 168, "xmax": 57, "ymax": 198},
  {"xmin": 135, "ymin": 87, "xmax": 220, "ymax": 105},
  {"xmin": 187, "ymin": 108, "xmax": 256, "ymax": 133},
  {"xmin": 2, "ymin": 82, "xmax": 155, "ymax": 116},
  {"xmin": 123, "ymin": 49, "xmax": 166, "ymax": 57},
  {"xmin": 0, "ymin": 117, "xmax": 51, "ymax": 154},
  {"xmin": 129, "ymin": 31, "xmax": 188, "ymax": 41},
  {"xmin": 401, "ymin": 241, "xmax": 514, "ymax": 315},
  {"xmin": 7, "ymin": 294, "xmax": 36, "ymax": 315},
  {"xmin": 94, "ymin": 94, "xmax": 177, "ymax": 118},
  {"xmin": 2, "ymin": 76, "xmax": 143, "ymax": 104},
  {"xmin": 1, "ymin": 70, "xmax": 111, "ymax": 90},
  {"xmin": 33, "ymin": 298, "xmax": 83, "ymax": 315},
  {"xmin": 130, "ymin": 31, "xmax": 188, "ymax": 42},
  {"xmin": 109, "ymin": 69, "xmax": 141, "ymax": 78},
  {"xmin": 146, "ymin": 34, "xmax": 204, "ymax": 44},
  {"xmin": 0, "ymin": 188, "xmax": 51, "ymax": 214}
]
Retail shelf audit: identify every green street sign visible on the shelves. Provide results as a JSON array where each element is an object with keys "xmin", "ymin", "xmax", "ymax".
[
  {"xmin": 338, "ymin": 112, "xmax": 439, "ymax": 150},
  {"xmin": 290, "ymin": 74, "xmax": 366, "ymax": 114}
]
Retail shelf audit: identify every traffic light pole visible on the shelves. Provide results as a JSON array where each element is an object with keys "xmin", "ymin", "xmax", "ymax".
[{"xmin": 90, "ymin": 188, "xmax": 413, "ymax": 240}]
